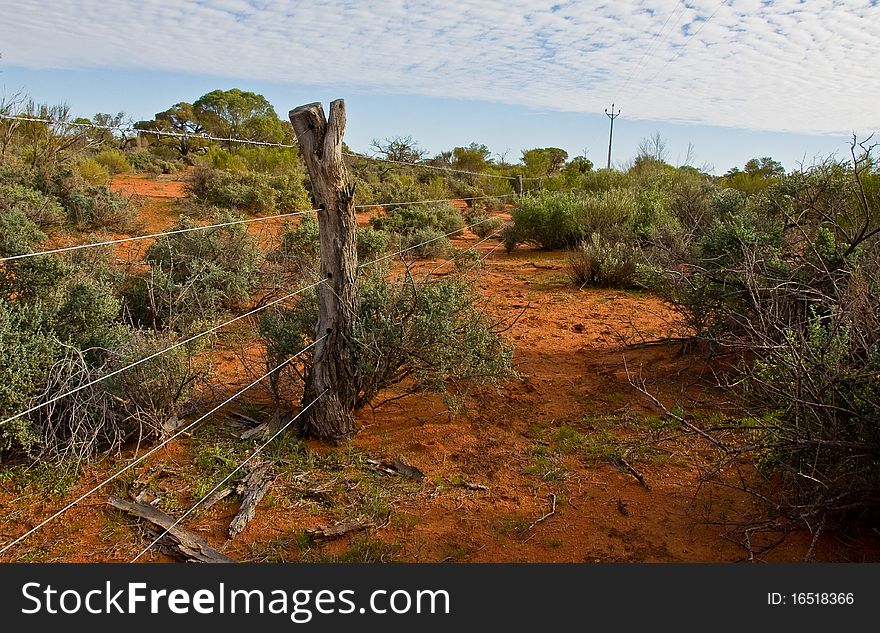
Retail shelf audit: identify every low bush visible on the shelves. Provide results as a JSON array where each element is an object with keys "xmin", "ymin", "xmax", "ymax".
[
  {"xmin": 0, "ymin": 183, "xmax": 66, "ymax": 227},
  {"xmin": 94, "ymin": 149, "xmax": 131, "ymax": 175},
  {"xmin": 402, "ymin": 228, "xmax": 453, "ymax": 259},
  {"xmin": 370, "ymin": 202, "xmax": 465, "ymax": 237},
  {"xmin": 186, "ymin": 166, "xmax": 311, "ymax": 213},
  {"xmin": 138, "ymin": 213, "xmax": 265, "ymax": 329},
  {"xmin": 259, "ymin": 270, "xmax": 516, "ymax": 412},
  {"xmin": 76, "ymin": 158, "xmax": 111, "ymax": 186},
  {"xmin": 470, "ymin": 215, "xmax": 504, "ymax": 239},
  {"xmin": 568, "ymin": 234, "xmax": 639, "ymax": 288}
]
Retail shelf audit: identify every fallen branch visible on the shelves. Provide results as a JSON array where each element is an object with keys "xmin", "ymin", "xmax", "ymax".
[
  {"xmin": 228, "ymin": 463, "xmax": 276, "ymax": 539},
  {"xmin": 611, "ymin": 454, "xmax": 651, "ymax": 491},
  {"xmin": 624, "ymin": 357, "xmax": 731, "ymax": 453},
  {"xmin": 365, "ymin": 457, "xmax": 424, "ymax": 480},
  {"xmin": 107, "ymin": 496, "xmax": 233, "ymax": 563},
  {"xmin": 306, "ymin": 518, "xmax": 374, "ymax": 542},
  {"xmin": 461, "ymin": 481, "xmax": 489, "ymax": 491},
  {"xmin": 528, "ymin": 494, "xmax": 557, "ymax": 530}
]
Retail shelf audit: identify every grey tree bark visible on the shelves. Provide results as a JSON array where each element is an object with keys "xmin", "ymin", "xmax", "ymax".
[{"xmin": 288, "ymin": 100, "xmax": 359, "ymax": 440}]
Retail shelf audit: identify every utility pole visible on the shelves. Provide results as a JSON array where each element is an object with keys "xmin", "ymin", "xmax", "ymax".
[{"xmin": 604, "ymin": 103, "xmax": 620, "ymax": 170}]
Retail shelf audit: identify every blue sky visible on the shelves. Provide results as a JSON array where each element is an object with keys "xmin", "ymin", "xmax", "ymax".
[{"xmin": 2, "ymin": 1, "xmax": 878, "ymax": 174}]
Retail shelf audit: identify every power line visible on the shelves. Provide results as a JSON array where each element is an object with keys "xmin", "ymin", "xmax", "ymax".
[
  {"xmin": 0, "ymin": 337, "xmax": 325, "ymax": 557},
  {"xmin": 131, "ymin": 389, "xmax": 327, "ymax": 562},
  {"xmin": 0, "ymin": 278, "xmax": 328, "ymax": 428},
  {"xmin": 640, "ymin": 0, "xmax": 728, "ymax": 91}
]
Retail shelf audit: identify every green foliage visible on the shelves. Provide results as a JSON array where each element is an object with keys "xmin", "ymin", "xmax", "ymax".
[
  {"xmin": 76, "ymin": 158, "xmax": 111, "ymax": 186},
  {"xmin": 127, "ymin": 151, "xmax": 178, "ymax": 175},
  {"xmin": 471, "ymin": 215, "xmax": 504, "ymax": 239},
  {"xmin": 94, "ymin": 149, "xmax": 131, "ymax": 175},
  {"xmin": 402, "ymin": 228, "xmax": 453, "ymax": 259},
  {"xmin": 186, "ymin": 166, "xmax": 310, "ymax": 213},
  {"xmin": 370, "ymin": 202, "xmax": 464, "ymax": 239},
  {"xmin": 259, "ymin": 271, "xmax": 516, "ymax": 412},
  {"xmin": 505, "ymin": 189, "xmax": 641, "ymax": 252},
  {"xmin": 0, "ymin": 300, "xmax": 58, "ymax": 455},
  {"xmin": 505, "ymin": 191, "xmax": 588, "ymax": 251},
  {"xmin": 356, "ymin": 227, "xmax": 391, "ymax": 262},
  {"xmin": 568, "ymin": 234, "xmax": 639, "ymax": 289},
  {"xmin": 193, "ymin": 89, "xmax": 293, "ymax": 146},
  {"xmin": 139, "ymin": 212, "xmax": 265, "ymax": 329},
  {"xmin": 0, "ymin": 182, "xmax": 65, "ymax": 227}
]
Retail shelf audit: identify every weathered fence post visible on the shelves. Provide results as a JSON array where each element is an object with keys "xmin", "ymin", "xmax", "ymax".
[
  {"xmin": 514, "ymin": 174, "xmax": 523, "ymax": 198},
  {"xmin": 289, "ymin": 100, "xmax": 359, "ymax": 439}
]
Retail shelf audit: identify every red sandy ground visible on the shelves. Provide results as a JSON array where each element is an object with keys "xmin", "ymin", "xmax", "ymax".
[{"xmin": 2, "ymin": 175, "xmax": 878, "ymax": 563}]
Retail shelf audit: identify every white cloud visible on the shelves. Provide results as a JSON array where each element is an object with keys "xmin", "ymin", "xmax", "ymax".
[{"xmin": 1, "ymin": 0, "xmax": 877, "ymax": 135}]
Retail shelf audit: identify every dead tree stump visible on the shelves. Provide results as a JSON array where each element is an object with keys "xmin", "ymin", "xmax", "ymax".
[{"xmin": 289, "ymin": 100, "xmax": 359, "ymax": 440}]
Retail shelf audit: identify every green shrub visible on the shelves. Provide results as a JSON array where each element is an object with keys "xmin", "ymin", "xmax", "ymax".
[
  {"xmin": 259, "ymin": 271, "xmax": 516, "ymax": 411},
  {"xmin": 0, "ymin": 300, "xmax": 59, "ymax": 455},
  {"xmin": 470, "ymin": 215, "xmax": 504, "ymax": 239},
  {"xmin": 186, "ymin": 166, "xmax": 311, "ymax": 213},
  {"xmin": 402, "ymin": 228, "xmax": 453, "ymax": 259},
  {"xmin": 94, "ymin": 149, "xmax": 132, "ymax": 175},
  {"xmin": 370, "ymin": 202, "xmax": 465, "ymax": 237},
  {"xmin": 0, "ymin": 183, "xmax": 66, "ymax": 227},
  {"xmin": 568, "ymin": 234, "xmax": 639, "ymax": 288},
  {"xmin": 505, "ymin": 191, "xmax": 587, "ymax": 251},
  {"xmin": 76, "ymin": 158, "xmax": 111, "ymax": 186},
  {"xmin": 127, "ymin": 151, "xmax": 178, "ymax": 175},
  {"xmin": 62, "ymin": 184, "xmax": 138, "ymax": 230},
  {"xmin": 357, "ymin": 227, "xmax": 391, "ymax": 262},
  {"xmin": 140, "ymin": 212, "xmax": 265, "ymax": 329},
  {"xmin": 0, "ymin": 209, "xmax": 68, "ymax": 303}
]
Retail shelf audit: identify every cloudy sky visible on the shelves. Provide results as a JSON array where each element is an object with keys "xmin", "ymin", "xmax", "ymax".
[{"xmin": 2, "ymin": 0, "xmax": 878, "ymax": 171}]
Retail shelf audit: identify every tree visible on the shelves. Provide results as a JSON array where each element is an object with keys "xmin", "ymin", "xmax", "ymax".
[
  {"xmin": 452, "ymin": 143, "xmax": 492, "ymax": 172},
  {"xmin": 743, "ymin": 156, "xmax": 785, "ymax": 178},
  {"xmin": 136, "ymin": 102, "xmax": 204, "ymax": 155},
  {"xmin": 192, "ymin": 89, "xmax": 291, "ymax": 147},
  {"xmin": 637, "ymin": 131, "xmax": 669, "ymax": 163},
  {"xmin": 370, "ymin": 135, "xmax": 425, "ymax": 163},
  {"xmin": 521, "ymin": 147, "xmax": 568, "ymax": 179}
]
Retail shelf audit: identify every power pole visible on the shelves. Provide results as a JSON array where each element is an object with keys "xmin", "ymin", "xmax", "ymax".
[{"xmin": 604, "ymin": 103, "xmax": 620, "ymax": 170}]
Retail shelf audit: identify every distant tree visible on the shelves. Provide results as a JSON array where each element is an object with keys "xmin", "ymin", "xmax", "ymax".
[
  {"xmin": 452, "ymin": 143, "xmax": 492, "ymax": 172},
  {"xmin": 743, "ymin": 156, "xmax": 785, "ymax": 178},
  {"xmin": 192, "ymin": 89, "xmax": 291, "ymax": 147},
  {"xmin": 567, "ymin": 155, "xmax": 594, "ymax": 174},
  {"xmin": 521, "ymin": 147, "xmax": 569, "ymax": 179},
  {"xmin": 430, "ymin": 150, "xmax": 454, "ymax": 167},
  {"xmin": 136, "ymin": 102, "xmax": 204, "ymax": 155},
  {"xmin": 370, "ymin": 135, "xmax": 426, "ymax": 163},
  {"xmin": 637, "ymin": 131, "xmax": 669, "ymax": 163}
]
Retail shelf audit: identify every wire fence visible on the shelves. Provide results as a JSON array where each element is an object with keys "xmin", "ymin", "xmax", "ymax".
[
  {"xmin": 0, "ymin": 105, "xmax": 533, "ymax": 561},
  {"xmin": 0, "ymin": 208, "xmax": 513, "ymax": 557}
]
